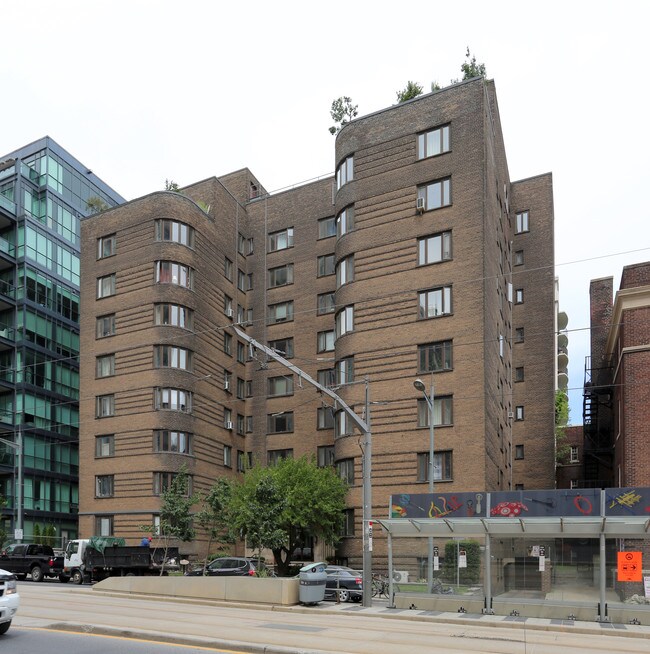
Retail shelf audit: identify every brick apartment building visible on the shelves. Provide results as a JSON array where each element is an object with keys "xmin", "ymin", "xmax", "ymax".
[{"xmin": 79, "ymin": 77, "xmax": 557, "ymax": 565}]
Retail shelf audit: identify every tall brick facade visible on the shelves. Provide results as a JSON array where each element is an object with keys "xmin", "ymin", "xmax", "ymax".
[{"xmin": 79, "ymin": 77, "xmax": 556, "ymax": 565}]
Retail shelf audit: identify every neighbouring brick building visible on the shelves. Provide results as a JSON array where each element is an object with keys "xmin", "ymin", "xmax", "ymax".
[{"xmin": 79, "ymin": 77, "xmax": 557, "ymax": 565}]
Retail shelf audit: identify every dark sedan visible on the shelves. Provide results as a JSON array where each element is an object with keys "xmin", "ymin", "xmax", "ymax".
[
  {"xmin": 185, "ymin": 556, "xmax": 266, "ymax": 577},
  {"xmin": 324, "ymin": 565, "xmax": 363, "ymax": 602}
]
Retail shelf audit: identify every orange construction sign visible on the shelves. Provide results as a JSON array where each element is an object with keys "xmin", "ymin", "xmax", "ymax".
[{"xmin": 617, "ymin": 551, "xmax": 642, "ymax": 582}]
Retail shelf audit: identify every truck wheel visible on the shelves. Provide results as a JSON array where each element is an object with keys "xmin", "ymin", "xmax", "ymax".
[
  {"xmin": 0, "ymin": 621, "xmax": 11, "ymax": 635},
  {"xmin": 72, "ymin": 570, "xmax": 84, "ymax": 585},
  {"xmin": 31, "ymin": 566, "xmax": 44, "ymax": 582}
]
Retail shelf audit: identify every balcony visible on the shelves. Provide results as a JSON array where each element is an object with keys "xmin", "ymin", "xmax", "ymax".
[{"xmin": 0, "ymin": 194, "xmax": 15, "ymax": 216}]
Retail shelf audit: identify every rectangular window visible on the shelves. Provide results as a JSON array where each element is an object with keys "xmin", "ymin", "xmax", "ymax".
[
  {"xmin": 318, "ymin": 369, "xmax": 335, "ymax": 388},
  {"xmin": 570, "ymin": 479, "xmax": 579, "ymax": 489},
  {"xmin": 417, "ymin": 451, "xmax": 453, "ymax": 482},
  {"xmin": 336, "ymin": 155, "xmax": 354, "ymax": 190},
  {"xmin": 237, "ymin": 414, "xmax": 245, "ymax": 435},
  {"xmin": 267, "ymin": 412, "xmax": 294, "ymax": 433},
  {"xmin": 237, "ymin": 269, "xmax": 247, "ymax": 292},
  {"xmin": 223, "ymin": 332, "xmax": 232, "ymax": 355},
  {"xmin": 336, "ymin": 357, "xmax": 354, "ymax": 385},
  {"xmin": 97, "ymin": 234, "xmax": 116, "ymax": 259},
  {"xmin": 224, "ymin": 257, "xmax": 233, "ymax": 281},
  {"xmin": 237, "ymin": 341, "xmax": 246, "ymax": 363},
  {"xmin": 418, "ymin": 231, "xmax": 452, "ymax": 265},
  {"xmin": 515, "ymin": 444, "xmax": 525, "ymax": 459},
  {"xmin": 95, "ymin": 435, "xmax": 114, "ymax": 457},
  {"xmin": 238, "ymin": 233, "xmax": 246, "ymax": 255},
  {"xmin": 515, "ymin": 288, "xmax": 524, "ymax": 304},
  {"xmin": 417, "ymin": 396, "xmax": 453, "ymax": 427},
  {"xmin": 268, "ymin": 301, "xmax": 294, "ymax": 324},
  {"xmin": 224, "ymin": 408, "xmax": 232, "ymax": 428},
  {"xmin": 418, "ymin": 286, "xmax": 452, "ymax": 318},
  {"xmin": 514, "ymin": 250, "xmax": 524, "ymax": 266},
  {"xmin": 317, "ymin": 330, "xmax": 335, "ymax": 353},
  {"xmin": 154, "ymin": 430, "xmax": 193, "ymax": 455},
  {"xmin": 96, "ymin": 394, "xmax": 115, "ymax": 418},
  {"xmin": 236, "ymin": 451, "xmax": 247, "ymax": 473},
  {"xmin": 96, "ymin": 354, "xmax": 115, "ymax": 378},
  {"xmin": 516, "ymin": 211, "xmax": 529, "ymax": 234},
  {"xmin": 336, "ymin": 206, "xmax": 354, "ymax": 238},
  {"xmin": 268, "ymin": 449, "xmax": 294, "ymax": 465},
  {"xmin": 318, "ymin": 254, "xmax": 335, "ymax": 277},
  {"xmin": 268, "ymin": 337, "xmax": 294, "ymax": 358},
  {"xmin": 417, "ymin": 124, "xmax": 451, "ymax": 159},
  {"xmin": 96, "ymin": 314, "xmax": 116, "ymax": 338},
  {"xmin": 268, "ymin": 227, "xmax": 294, "ymax": 252},
  {"xmin": 335, "ymin": 411, "xmax": 353, "ymax": 437},
  {"xmin": 317, "ymin": 406, "xmax": 334, "ymax": 429},
  {"xmin": 95, "ymin": 516, "xmax": 113, "ymax": 536},
  {"xmin": 223, "ymin": 370, "xmax": 232, "ymax": 392},
  {"xmin": 515, "ymin": 327, "xmax": 525, "ymax": 343},
  {"xmin": 418, "ymin": 341, "xmax": 452, "ymax": 373},
  {"xmin": 268, "ymin": 264, "xmax": 294, "ymax": 288},
  {"xmin": 317, "ymin": 445, "xmax": 335, "ymax": 467},
  {"xmin": 337, "ymin": 458, "xmax": 355, "ymax": 484},
  {"xmin": 515, "ymin": 406, "xmax": 524, "ymax": 421},
  {"xmin": 318, "ymin": 216, "xmax": 336, "ymax": 239},
  {"xmin": 268, "ymin": 375, "xmax": 294, "ymax": 397},
  {"xmin": 570, "ymin": 446, "xmax": 579, "ymax": 463},
  {"xmin": 97, "ymin": 274, "xmax": 116, "ymax": 299},
  {"xmin": 317, "ymin": 292, "xmax": 336, "ymax": 315},
  {"xmin": 236, "ymin": 377, "xmax": 246, "ymax": 399},
  {"xmin": 245, "ymin": 415, "xmax": 253, "ymax": 432},
  {"xmin": 96, "ymin": 475, "xmax": 114, "ymax": 497},
  {"xmin": 223, "ymin": 445, "xmax": 232, "ymax": 468},
  {"xmin": 342, "ymin": 509, "xmax": 355, "ymax": 537},
  {"xmin": 224, "ymin": 295, "xmax": 233, "ymax": 317},
  {"xmin": 515, "ymin": 367, "xmax": 524, "ymax": 382},
  {"xmin": 335, "ymin": 306, "xmax": 354, "ymax": 338},
  {"xmin": 417, "ymin": 178, "xmax": 451, "ymax": 211}
]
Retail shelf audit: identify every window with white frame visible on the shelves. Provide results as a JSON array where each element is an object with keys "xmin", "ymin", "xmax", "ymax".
[
  {"xmin": 516, "ymin": 211, "xmax": 529, "ymax": 234},
  {"xmin": 417, "ymin": 396, "xmax": 453, "ymax": 427},
  {"xmin": 418, "ymin": 286, "xmax": 452, "ymax": 318},
  {"xmin": 570, "ymin": 446, "xmax": 579, "ymax": 463},
  {"xmin": 336, "ymin": 155, "xmax": 354, "ymax": 190},
  {"xmin": 335, "ymin": 306, "xmax": 354, "ymax": 338},
  {"xmin": 97, "ymin": 274, "xmax": 116, "ymax": 299},
  {"xmin": 95, "ymin": 516, "xmax": 113, "ymax": 536},
  {"xmin": 95, "ymin": 435, "xmax": 114, "ymax": 457},
  {"xmin": 223, "ymin": 444, "xmax": 232, "ymax": 468},
  {"xmin": 416, "ymin": 451, "xmax": 452, "ymax": 482},
  {"xmin": 95, "ymin": 475, "xmax": 114, "ymax": 497},
  {"xmin": 155, "ymin": 219, "xmax": 194, "ymax": 248},
  {"xmin": 336, "ymin": 357, "xmax": 354, "ymax": 385},
  {"xmin": 268, "ymin": 227, "xmax": 294, "ymax": 252},
  {"xmin": 267, "ymin": 412, "xmax": 294, "ymax": 433},
  {"xmin": 268, "ymin": 264, "xmax": 294, "ymax": 288},
  {"xmin": 515, "ymin": 405, "xmax": 524, "ymax": 421},
  {"xmin": 515, "ymin": 288, "xmax": 524, "ymax": 304},
  {"xmin": 335, "ymin": 411, "xmax": 353, "ymax": 437},
  {"xmin": 96, "ymin": 394, "xmax": 115, "ymax": 418},
  {"xmin": 154, "ymin": 430, "xmax": 193, "ymax": 455},
  {"xmin": 336, "ymin": 255, "xmax": 354, "ymax": 288},
  {"xmin": 336, "ymin": 206, "xmax": 354, "ymax": 238},
  {"xmin": 155, "ymin": 261, "xmax": 193, "ymax": 289},
  {"xmin": 417, "ymin": 178, "xmax": 451, "ymax": 211},
  {"xmin": 417, "ymin": 124, "xmax": 451, "ymax": 159},
  {"xmin": 318, "ymin": 254, "xmax": 335, "ymax": 277},
  {"xmin": 154, "ymin": 345, "xmax": 192, "ymax": 370},
  {"xmin": 268, "ymin": 375, "xmax": 294, "ymax": 397},
  {"xmin": 418, "ymin": 231, "xmax": 452, "ymax": 265},
  {"xmin": 97, "ymin": 234, "xmax": 116, "ymax": 259},
  {"xmin": 418, "ymin": 340, "xmax": 452, "ymax": 373},
  {"xmin": 318, "ymin": 216, "xmax": 336, "ymax": 239},
  {"xmin": 268, "ymin": 301, "xmax": 294, "ymax": 324},
  {"xmin": 317, "ymin": 330, "xmax": 335, "ymax": 353},
  {"xmin": 96, "ymin": 354, "xmax": 115, "ymax": 378},
  {"xmin": 154, "ymin": 387, "xmax": 192, "ymax": 412}
]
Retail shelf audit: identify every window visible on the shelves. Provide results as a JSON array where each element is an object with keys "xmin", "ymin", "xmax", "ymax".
[
  {"xmin": 499, "ymin": 334, "xmax": 505, "ymax": 358},
  {"xmin": 318, "ymin": 254, "xmax": 335, "ymax": 277},
  {"xmin": 96, "ymin": 475, "xmax": 114, "ymax": 497},
  {"xmin": 317, "ymin": 407, "xmax": 334, "ymax": 429},
  {"xmin": 154, "ymin": 304, "xmax": 193, "ymax": 330},
  {"xmin": 96, "ymin": 394, "xmax": 115, "ymax": 418},
  {"xmin": 236, "ymin": 451, "xmax": 247, "ymax": 473},
  {"xmin": 236, "ymin": 304, "xmax": 252, "ymax": 325},
  {"xmin": 570, "ymin": 479, "xmax": 579, "ymax": 489},
  {"xmin": 268, "ymin": 375, "xmax": 293, "ymax": 397},
  {"xmin": 237, "ymin": 269, "xmax": 247, "ymax": 291},
  {"xmin": 224, "ymin": 370, "xmax": 232, "ymax": 392},
  {"xmin": 416, "ymin": 451, "xmax": 453, "ymax": 482},
  {"xmin": 154, "ymin": 430, "xmax": 193, "ymax": 455},
  {"xmin": 237, "ymin": 233, "xmax": 246, "ymax": 255},
  {"xmin": 417, "ymin": 124, "xmax": 451, "ymax": 159},
  {"xmin": 515, "ymin": 288, "xmax": 524, "ymax": 304},
  {"xmin": 155, "ymin": 261, "xmax": 193, "ymax": 289},
  {"xmin": 224, "ymin": 295, "xmax": 233, "ymax": 317},
  {"xmin": 337, "ymin": 458, "xmax": 355, "ymax": 484},
  {"xmin": 515, "ymin": 444, "xmax": 525, "ymax": 460},
  {"xmin": 268, "ymin": 301, "xmax": 294, "ymax": 324},
  {"xmin": 514, "ymin": 250, "xmax": 524, "ymax": 266},
  {"xmin": 417, "ymin": 396, "xmax": 453, "ymax": 427},
  {"xmin": 223, "ymin": 332, "xmax": 232, "ymax": 355},
  {"xmin": 95, "ymin": 435, "xmax": 114, "ymax": 457},
  {"xmin": 336, "ymin": 357, "xmax": 354, "ymax": 385},
  {"xmin": 336, "ymin": 255, "xmax": 354, "ymax": 288},
  {"xmin": 153, "ymin": 472, "xmax": 192, "ymax": 496},
  {"xmin": 515, "ymin": 327, "xmax": 525, "ymax": 343},
  {"xmin": 269, "ymin": 338, "xmax": 293, "ymax": 358},
  {"xmin": 268, "ymin": 412, "xmax": 293, "ymax": 433},
  {"xmin": 96, "ymin": 314, "xmax": 116, "ymax": 338},
  {"xmin": 317, "ymin": 445, "xmax": 335, "ymax": 467},
  {"xmin": 318, "ymin": 369, "xmax": 335, "ymax": 388},
  {"xmin": 224, "ymin": 257, "xmax": 233, "ymax": 281},
  {"xmin": 224, "ymin": 408, "xmax": 232, "ymax": 428},
  {"xmin": 317, "ymin": 330, "xmax": 335, "ymax": 353},
  {"xmin": 570, "ymin": 446, "xmax": 579, "ymax": 463},
  {"xmin": 237, "ymin": 341, "xmax": 246, "ymax": 363},
  {"xmin": 223, "ymin": 445, "xmax": 232, "ymax": 468},
  {"xmin": 418, "ymin": 232, "xmax": 452, "ymax": 265},
  {"xmin": 236, "ymin": 377, "xmax": 246, "ymax": 399},
  {"xmin": 336, "ymin": 206, "xmax": 354, "ymax": 238},
  {"xmin": 418, "ymin": 341, "xmax": 453, "ymax": 373},
  {"xmin": 268, "ymin": 227, "xmax": 294, "ymax": 252},
  {"xmin": 97, "ymin": 234, "xmax": 116, "ymax": 259},
  {"xmin": 417, "ymin": 178, "xmax": 451, "ymax": 211},
  {"xmin": 237, "ymin": 414, "xmax": 245, "ymax": 435},
  {"xmin": 96, "ymin": 354, "xmax": 115, "ymax": 378},
  {"xmin": 268, "ymin": 264, "xmax": 294, "ymax": 288},
  {"xmin": 97, "ymin": 274, "xmax": 116, "ymax": 299},
  {"xmin": 516, "ymin": 211, "xmax": 529, "ymax": 234},
  {"xmin": 154, "ymin": 346, "xmax": 192, "ymax": 370},
  {"xmin": 95, "ymin": 516, "xmax": 113, "ymax": 536},
  {"xmin": 245, "ymin": 415, "xmax": 253, "ymax": 432},
  {"xmin": 515, "ymin": 406, "xmax": 524, "ymax": 421},
  {"xmin": 418, "ymin": 286, "xmax": 452, "ymax": 318},
  {"xmin": 154, "ymin": 388, "xmax": 192, "ymax": 412},
  {"xmin": 335, "ymin": 411, "xmax": 353, "ymax": 437},
  {"xmin": 268, "ymin": 449, "xmax": 293, "ymax": 465},
  {"xmin": 318, "ymin": 216, "xmax": 336, "ymax": 239},
  {"xmin": 342, "ymin": 509, "xmax": 355, "ymax": 536},
  {"xmin": 335, "ymin": 306, "xmax": 354, "ymax": 338},
  {"xmin": 515, "ymin": 367, "xmax": 524, "ymax": 382},
  {"xmin": 155, "ymin": 219, "xmax": 194, "ymax": 247},
  {"xmin": 336, "ymin": 155, "xmax": 354, "ymax": 190},
  {"xmin": 317, "ymin": 292, "xmax": 336, "ymax": 315}
]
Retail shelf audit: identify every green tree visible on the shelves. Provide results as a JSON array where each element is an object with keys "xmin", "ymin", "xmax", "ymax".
[
  {"xmin": 460, "ymin": 47, "xmax": 486, "ymax": 80},
  {"xmin": 86, "ymin": 196, "xmax": 109, "ymax": 214},
  {"xmin": 33, "ymin": 523, "xmax": 41, "ymax": 544},
  {"xmin": 555, "ymin": 389, "xmax": 571, "ymax": 464},
  {"xmin": 329, "ymin": 97, "xmax": 358, "ymax": 135},
  {"xmin": 231, "ymin": 457, "xmax": 347, "ymax": 576},
  {"xmin": 431, "ymin": 81, "xmax": 441, "ymax": 92},
  {"xmin": 396, "ymin": 81, "xmax": 423, "ymax": 103},
  {"xmin": 194, "ymin": 478, "xmax": 237, "ymax": 571},
  {"xmin": 442, "ymin": 539, "xmax": 481, "ymax": 584},
  {"xmin": 164, "ymin": 179, "xmax": 182, "ymax": 193}
]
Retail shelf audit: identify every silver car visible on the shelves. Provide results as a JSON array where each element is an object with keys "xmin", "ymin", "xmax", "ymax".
[{"xmin": 0, "ymin": 568, "xmax": 19, "ymax": 635}]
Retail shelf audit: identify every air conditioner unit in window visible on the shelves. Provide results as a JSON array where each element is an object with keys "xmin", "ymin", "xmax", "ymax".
[
  {"xmin": 416, "ymin": 197, "xmax": 425, "ymax": 214},
  {"xmin": 224, "ymin": 421, "xmax": 233, "ymax": 430},
  {"xmin": 225, "ymin": 307, "xmax": 234, "ymax": 318},
  {"xmin": 393, "ymin": 570, "xmax": 409, "ymax": 583},
  {"xmin": 507, "ymin": 412, "xmax": 514, "ymax": 420}
]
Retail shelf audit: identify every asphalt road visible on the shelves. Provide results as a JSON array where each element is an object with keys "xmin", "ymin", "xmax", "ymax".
[{"xmin": 11, "ymin": 581, "xmax": 650, "ymax": 654}]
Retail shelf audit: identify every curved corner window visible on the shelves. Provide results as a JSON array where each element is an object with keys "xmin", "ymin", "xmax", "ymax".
[
  {"xmin": 335, "ymin": 306, "xmax": 354, "ymax": 339},
  {"xmin": 336, "ymin": 206, "xmax": 355, "ymax": 238},
  {"xmin": 154, "ymin": 387, "xmax": 192, "ymax": 412},
  {"xmin": 154, "ymin": 304, "xmax": 194, "ymax": 330},
  {"xmin": 336, "ymin": 155, "xmax": 354, "ymax": 190},
  {"xmin": 155, "ymin": 261, "xmax": 194, "ymax": 289},
  {"xmin": 155, "ymin": 219, "xmax": 194, "ymax": 248},
  {"xmin": 336, "ymin": 255, "xmax": 354, "ymax": 288},
  {"xmin": 154, "ymin": 345, "xmax": 192, "ymax": 371}
]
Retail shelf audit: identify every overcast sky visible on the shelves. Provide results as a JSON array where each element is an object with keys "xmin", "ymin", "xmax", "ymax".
[{"xmin": 3, "ymin": 0, "xmax": 648, "ymax": 422}]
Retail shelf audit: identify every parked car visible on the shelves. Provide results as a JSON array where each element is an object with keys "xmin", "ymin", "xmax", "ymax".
[
  {"xmin": 185, "ymin": 557, "xmax": 266, "ymax": 577},
  {"xmin": 324, "ymin": 565, "xmax": 363, "ymax": 602},
  {"xmin": 0, "ymin": 543, "xmax": 65, "ymax": 582},
  {"xmin": 0, "ymin": 568, "xmax": 19, "ymax": 635}
]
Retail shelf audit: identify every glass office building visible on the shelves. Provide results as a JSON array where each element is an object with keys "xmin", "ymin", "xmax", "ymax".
[{"xmin": 0, "ymin": 137, "xmax": 123, "ymax": 546}]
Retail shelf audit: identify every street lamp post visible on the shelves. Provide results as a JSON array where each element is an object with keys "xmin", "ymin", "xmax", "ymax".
[
  {"xmin": 413, "ymin": 377, "xmax": 434, "ymax": 594},
  {"xmin": 0, "ymin": 426, "xmax": 23, "ymax": 542}
]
